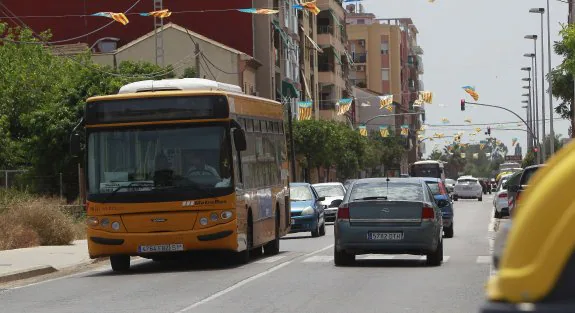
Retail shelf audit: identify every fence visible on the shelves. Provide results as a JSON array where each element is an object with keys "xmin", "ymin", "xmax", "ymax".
[{"xmin": 0, "ymin": 170, "xmax": 81, "ymax": 203}]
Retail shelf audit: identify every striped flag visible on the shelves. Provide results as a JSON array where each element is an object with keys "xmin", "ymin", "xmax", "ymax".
[
  {"xmin": 139, "ymin": 9, "xmax": 172, "ymax": 18},
  {"xmin": 379, "ymin": 125, "xmax": 390, "ymax": 138},
  {"xmin": 293, "ymin": 1, "xmax": 321, "ymax": 15},
  {"xmin": 420, "ymin": 91, "xmax": 433, "ymax": 104},
  {"xmin": 358, "ymin": 125, "xmax": 368, "ymax": 137},
  {"xmin": 237, "ymin": 8, "xmax": 279, "ymax": 14},
  {"xmin": 400, "ymin": 124, "xmax": 409, "ymax": 137},
  {"xmin": 297, "ymin": 101, "xmax": 313, "ymax": 121},
  {"xmin": 336, "ymin": 98, "xmax": 353, "ymax": 116},
  {"xmin": 91, "ymin": 12, "xmax": 129, "ymax": 25},
  {"xmin": 379, "ymin": 95, "xmax": 394, "ymax": 111},
  {"xmin": 462, "ymin": 86, "xmax": 479, "ymax": 101}
]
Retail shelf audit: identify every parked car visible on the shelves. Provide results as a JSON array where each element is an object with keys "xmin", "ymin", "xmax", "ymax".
[
  {"xmin": 289, "ymin": 183, "xmax": 326, "ymax": 237},
  {"xmin": 423, "ymin": 178, "xmax": 454, "ymax": 238},
  {"xmin": 444, "ymin": 178, "xmax": 456, "ymax": 194},
  {"xmin": 492, "ymin": 174, "xmax": 512, "ymax": 218},
  {"xmin": 333, "ymin": 178, "xmax": 445, "ymax": 266},
  {"xmin": 507, "ymin": 165, "xmax": 545, "ymax": 217},
  {"xmin": 312, "ymin": 182, "xmax": 346, "ymax": 222},
  {"xmin": 453, "ymin": 176, "xmax": 483, "ymax": 201},
  {"xmin": 343, "ymin": 179, "xmax": 357, "ymax": 191}
]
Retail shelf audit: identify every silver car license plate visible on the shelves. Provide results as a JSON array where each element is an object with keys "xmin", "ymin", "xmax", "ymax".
[{"xmin": 367, "ymin": 232, "xmax": 404, "ymax": 241}]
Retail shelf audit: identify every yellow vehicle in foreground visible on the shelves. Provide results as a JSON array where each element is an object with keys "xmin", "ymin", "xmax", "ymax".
[
  {"xmin": 481, "ymin": 141, "xmax": 575, "ymax": 312},
  {"xmin": 71, "ymin": 78, "xmax": 290, "ymax": 271}
]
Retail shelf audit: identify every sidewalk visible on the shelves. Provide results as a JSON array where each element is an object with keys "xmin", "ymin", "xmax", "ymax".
[{"xmin": 0, "ymin": 240, "xmax": 96, "ymax": 283}]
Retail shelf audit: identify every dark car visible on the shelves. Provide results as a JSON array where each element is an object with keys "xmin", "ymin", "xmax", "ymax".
[
  {"xmin": 333, "ymin": 178, "xmax": 445, "ymax": 266},
  {"xmin": 507, "ymin": 165, "xmax": 545, "ymax": 217},
  {"xmin": 289, "ymin": 183, "xmax": 326, "ymax": 237},
  {"xmin": 422, "ymin": 178, "xmax": 454, "ymax": 238}
]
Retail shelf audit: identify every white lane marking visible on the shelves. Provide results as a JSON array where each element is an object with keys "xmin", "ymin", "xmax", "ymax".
[
  {"xmin": 477, "ymin": 256, "xmax": 491, "ymax": 264},
  {"xmin": 174, "ymin": 244, "xmax": 334, "ymax": 313},
  {"xmin": 303, "ymin": 255, "xmax": 334, "ymax": 263},
  {"xmin": 254, "ymin": 255, "xmax": 287, "ymax": 264}
]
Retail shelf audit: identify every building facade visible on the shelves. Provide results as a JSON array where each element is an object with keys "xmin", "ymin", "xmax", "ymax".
[{"xmin": 316, "ymin": 0, "xmax": 351, "ymax": 123}]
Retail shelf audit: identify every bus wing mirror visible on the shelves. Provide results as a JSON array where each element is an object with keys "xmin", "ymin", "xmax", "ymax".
[
  {"xmin": 70, "ymin": 133, "xmax": 81, "ymax": 157},
  {"xmin": 233, "ymin": 129, "xmax": 247, "ymax": 151}
]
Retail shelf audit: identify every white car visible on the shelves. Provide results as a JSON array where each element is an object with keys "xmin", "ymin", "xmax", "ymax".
[
  {"xmin": 312, "ymin": 182, "xmax": 346, "ymax": 222},
  {"xmin": 453, "ymin": 176, "xmax": 483, "ymax": 201},
  {"xmin": 492, "ymin": 175, "xmax": 512, "ymax": 218}
]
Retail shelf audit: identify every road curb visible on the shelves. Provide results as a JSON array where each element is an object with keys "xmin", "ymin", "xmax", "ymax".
[{"xmin": 0, "ymin": 266, "xmax": 58, "ymax": 284}]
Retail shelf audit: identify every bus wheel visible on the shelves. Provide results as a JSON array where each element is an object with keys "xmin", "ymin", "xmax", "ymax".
[
  {"xmin": 264, "ymin": 210, "xmax": 280, "ymax": 255},
  {"xmin": 110, "ymin": 255, "xmax": 130, "ymax": 272},
  {"xmin": 235, "ymin": 212, "xmax": 253, "ymax": 264}
]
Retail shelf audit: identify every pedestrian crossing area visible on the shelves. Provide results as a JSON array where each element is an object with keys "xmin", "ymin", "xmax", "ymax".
[{"xmin": 255, "ymin": 254, "xmax": 492, "ymax": 265}]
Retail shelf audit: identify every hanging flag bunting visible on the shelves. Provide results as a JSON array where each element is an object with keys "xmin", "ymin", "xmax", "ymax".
[
  {"xmin": 433, "ymin": 132, "xmax": 444, "ymax": 139},
  {"xmin": 441, "ymin": 118, "xmax": 450, "ymax": 124},
  {"xmin": 293, "ymin": 1, "xmax": 321, "ymax": 15},
  {"xmin": 358, "ymin": 125, "xmax": 368, "ymax": 137},
  {"xmin": 237, "ymin": 8, "xmax": 279, "ymax": 14},
  {"xmin": 297, "ymin": 101, "xmax": 313, "ymax": 121},
  {"xmin": 336, "ymin": 98, "xmax": 353, "ymax": 116},
  {"xmin": 475, "ymin": 127, "xmax": 482, "ymax": 133},
  {"xmin": 473, "ymin": 153, "xmax": 479, "ymax": 159},
  {"xmin": 512, "ymin": 137, "xmax": 518, "ymax": 146},
  {"xmin": 91, "ymin": 12, "xmax": 129, "ymax": 25},
  {"xmin": 462, "ymin": 86, "xmax": 480, "ymax": 101},
  {"xmin": 419, "ymin": 91, "xmax": 433, "ymax": 104},
  {"xmin": 464, "ymin": 117, "xmax": 472, "ymax": 123},
  {"xmin": 400, "ymin": 124, "xmax": 409, "ymax": 137},
  {"xmin": 379, "ymin": 125, "xmax": 390, "ymax": 138},
  {"xmin": 139, "ymin": 9, "xmax": 172, "ymax": 18},
  {"xmin": 379, "ymin": 95, "xmax": 394, "ymax": 111}
]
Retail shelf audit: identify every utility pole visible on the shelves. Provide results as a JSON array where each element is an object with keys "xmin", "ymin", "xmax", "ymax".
[
  {"xmin": 195, "ymin": 43, "xmax": 201, "ymax": 78},
  {"xmin": 154, "ymin": 0, "xmax": 164, "ymax": 66}
]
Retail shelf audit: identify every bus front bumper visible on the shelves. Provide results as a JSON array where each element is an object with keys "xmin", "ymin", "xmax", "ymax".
[{"xmin": 87, "ymin": 220, "xmax": 238, "ymax": 258}]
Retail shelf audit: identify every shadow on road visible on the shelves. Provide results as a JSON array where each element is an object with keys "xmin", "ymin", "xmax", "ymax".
[{"xmin": 87, "ymin": 251, "xmax": 290, "ymax": 277}]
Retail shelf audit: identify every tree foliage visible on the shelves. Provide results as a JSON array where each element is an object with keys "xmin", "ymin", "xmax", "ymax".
[
  {"xmin": 0, "ymin": 24, "xmax": 179, "ymax": 197},
  {"xmin": 549, "ymin": 24, "xmax": 575, "ymax": 133},
  {"xmin": 293, "ymin": 120, "xmax": 405, "ymax": 181}
]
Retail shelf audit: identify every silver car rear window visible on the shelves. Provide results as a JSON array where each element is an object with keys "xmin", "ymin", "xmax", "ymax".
[{"xmin": 350, "ymin": 182, "xmax": 423, "ymax": 201}]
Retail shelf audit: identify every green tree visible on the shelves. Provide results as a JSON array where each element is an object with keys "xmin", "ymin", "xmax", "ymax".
[{"xmin": 549, "ymin": 24, "xmax": 575, "ymax": 134}]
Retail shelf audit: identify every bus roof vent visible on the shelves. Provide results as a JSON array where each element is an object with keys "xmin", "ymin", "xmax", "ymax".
[{"xmin": 118, "ymin": 78, "xmax": 244, "ymax": 94}]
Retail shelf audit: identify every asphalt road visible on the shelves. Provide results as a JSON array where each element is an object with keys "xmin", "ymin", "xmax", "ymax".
[{"xmin": 0, "ymin": 196, "xmax": 496, "ymax": 313}]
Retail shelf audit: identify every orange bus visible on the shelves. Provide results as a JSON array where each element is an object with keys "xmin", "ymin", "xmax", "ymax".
[{"xmin": 71, "ymin": 78, "xmax": 291, "ymax": 271}]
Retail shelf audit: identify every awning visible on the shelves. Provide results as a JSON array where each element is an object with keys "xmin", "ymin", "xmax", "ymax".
[
  {"xmin": 305, "ymin": 34, "xmax": 323, "ymax": 53},
  {"xmin": 300, "ymin": 69, "xmax": 312, "ymax": 99},
  {"xmin": 333, "ymin": 50, "xmax": 343, "ymax": 65},
  {"xmin": 329, "ymin": 10, "xmax": 341, "ymax": 27},
  {"xmin": 282, "ymin": 79, "xmax": 300, "ymax": 99},
  {"xmin": 344, "ymin": 50, "xmax": 354, "ymax": 66},
  {"xmin": 272, "ymin": 20, "xmax": 290, "ymax": 47}
]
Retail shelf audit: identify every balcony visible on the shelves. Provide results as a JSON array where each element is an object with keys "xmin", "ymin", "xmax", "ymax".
[
  {"xmin": 318, "ymin": 25, "xmax": 334, "ymax": 35},
  {"xmin": 319, "ymin": 63, "xmax": 334, "ymax": 72},
  {"xmin": 353, "ymin": 53, "xmax": 367, "ymax": 64}
]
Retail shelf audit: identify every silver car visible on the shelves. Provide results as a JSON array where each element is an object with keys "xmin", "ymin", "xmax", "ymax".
[
  {"xmin": 453, "ymin": 176, "xmax": 483, "ymax": 201},
  {"xmin": 492, "ymin": 175, "xmax": 512, "ymax": 218},
  {"xmin": 333, "ymin": 178, "xmax": 445, "ymax": 267},
  {"xmin": 312, "ymin": 182, "xmax": 346, "ymax": 222}
]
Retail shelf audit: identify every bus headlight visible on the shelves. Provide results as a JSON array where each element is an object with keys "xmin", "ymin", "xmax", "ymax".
[
  {"xmin": 221, "ymin": 211, "xmax": 233, "ymax": 220},
  {"xmin": 87, "ymin": 217, "xmax": 99, "ymax": 226},
  {"xmin": 100, "ymin": 218, "xmax": 110, "ymax": 228},
  {"xmin": 210, "ymin": 212, "xmax": 219, "ymax": 221},
  {"xmin": 111, "ymin": 222, "xmax": 121, "ymax": 231},
  {"xmin": 199, "ymin": 217, "xmax": 208, "ymax": 226},
  {"xmin": 302, "ymin": 206, "xmax": 315, "ymax": 216}
]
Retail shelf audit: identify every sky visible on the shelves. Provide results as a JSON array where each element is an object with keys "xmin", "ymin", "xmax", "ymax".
[{"xmin": 357, "ymin": 0, "xmax": 571, "ymax": 157}]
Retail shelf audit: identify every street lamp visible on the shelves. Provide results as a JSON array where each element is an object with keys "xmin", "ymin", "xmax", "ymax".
[
  {"xmin": 542, "ymin": 3, "xmax": 555, "ymax": 153},
  {"xmin": 521, "ymin": 66, "xmax": 534, "ymax": 139},
  {"xmin": 524, "ymin": 51, "xmax": 541, "ymax": 161},
  {"xmin": 529, "ymin": 8, "xmax": 548, "ymax": 159}
]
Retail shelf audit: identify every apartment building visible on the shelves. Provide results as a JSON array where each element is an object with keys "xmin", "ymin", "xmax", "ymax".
[
  {"xmin": 298, "ymin": 9, "xmax": 321, "ymax": 119},
  {"xmin": 316, "ymin": 0, "xmax": 352, "ymax": 123},
  {"xmin": 346, "ymin": 8, "xmax": 425, "ymax": 164}
]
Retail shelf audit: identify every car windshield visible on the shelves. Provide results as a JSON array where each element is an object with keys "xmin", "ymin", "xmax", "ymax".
[
  {"xmin": 313, "ymin": 185, "xmax": 345, "ymax": 198},
  {"xmin": 290, "ymin": 186, "xmax": 313, "ymax": 201},
  {"xmin": 521, "ymin": 167, "xmax": 542, "ymax": 185},
  {"xmin": 350, "ymin": 182, "xmax": 423, "ymax": 201},
  {"xmin": 87, "ymin": 125, "xmax": 233, "ymax": 199}
]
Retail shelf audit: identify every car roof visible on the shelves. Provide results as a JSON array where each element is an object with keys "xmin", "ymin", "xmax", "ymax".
[
  {"xmin": 420, "ymin": 177, "xmax": 442, "ymax": 182},
  {"xmin": 289, "ymin": 182, "xmax": 311, "ymax": 187},
  {"xmin": 312, "ymin": 182, "xmax": 342, "ymax": 186},
  {"xmin": 353, "ymin": 177, "xmax": 424, "ymax": 184}
]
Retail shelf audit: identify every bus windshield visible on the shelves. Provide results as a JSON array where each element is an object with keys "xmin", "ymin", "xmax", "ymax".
[
  {"xmin": 411, "ymin": 164, "xmax": 441, "ymax": 178},
  {"xmin": 87, "ymin": 124, "xmax": 233, "ymax": 202}
]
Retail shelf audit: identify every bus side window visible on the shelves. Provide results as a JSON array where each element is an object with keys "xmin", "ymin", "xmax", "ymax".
[{"xmin": 246, "ymin": 119, "xmax": 254, "ymax": 132}]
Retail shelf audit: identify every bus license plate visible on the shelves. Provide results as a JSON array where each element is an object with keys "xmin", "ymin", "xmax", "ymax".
[
  {"xmin": 138, "ymin": 244, "xmax": 184, "ymax": 253},
  {"xmin": 367, "ymin": 232, "xmax": 403, "ymax": 241}
]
